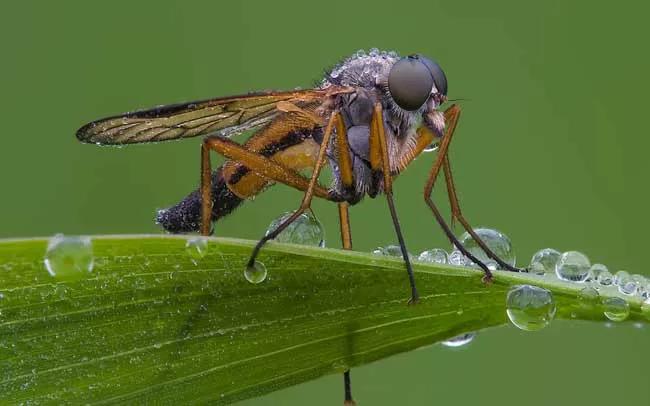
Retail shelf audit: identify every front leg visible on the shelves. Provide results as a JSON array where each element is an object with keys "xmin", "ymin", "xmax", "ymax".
[{"xmin": 369, "ymin": 103, "xmax": 419, "ymax": 304}]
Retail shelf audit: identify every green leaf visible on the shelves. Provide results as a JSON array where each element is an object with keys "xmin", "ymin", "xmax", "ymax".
[{"xmin": 0, "ymin": 235, "xmax": 646, "ymax": 404}]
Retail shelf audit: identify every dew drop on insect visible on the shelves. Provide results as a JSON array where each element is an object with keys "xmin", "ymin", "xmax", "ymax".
[
  {"xmin": 43, "ymin": 234, "xmax": 94, "ymax": 280},
  {"xmin": 185, "ymin": 237, "xmax": 208, "ymax": 264},
  {"xmin": 417, "ymin": 248, "xmax": 448, "ymax": 264},
  {"xmin": 506, "ymin": 285, "xmax": 556, "ymax": 331},
  {"xmin": 588, "ymin": 263, "xmax": 609, "ymax": 282},
  {"xmin": 555, "ymin": 251, "xmax": 590, "ymax": 282},
  {"xmin": 441, "ymin": 332, "xmax": 476, "ymax": 347},
  {"xmin": 244, "ymin": 261, "xmax": 267, "ymax": 284},
  {"xmin": 266, "ymin": 211, "xmax": 325, "ymax": 247},
  {"xmin": 602, "ymin": 296, "xmax": 630, "ymax": 322},
  {"xmin": 422, "ymin": 141, "xmax": 439, "ymax": 153},
  {"xmin": 459, "ymin": 228, "xmax": 515, "ymax": 270},
  {"xmin": 614, "ymin": 270, "xmax": 636, "ymax": 295},
  {"xmin": 448, "ymin": 249, "xmax": 467, "ymax": 266},
  {"xmin": 529, "ymin": 248, "xmax": 561, "ymax": 275}
]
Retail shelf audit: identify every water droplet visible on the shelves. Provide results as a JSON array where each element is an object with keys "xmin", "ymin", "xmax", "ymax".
[
  {"xmin": 244, "ymin": 261, "xmax": 267, "ymax": 284},
  {"xmin": 597, "ymin": 270, "xmax": 614, "ymax": 286},
  {"xmin": 373, "ymin": 245, "xmax": 411, "ymax": 259},
  {"xmin": 506, "ymin": 285, "xmax": 556, "ymax": 331},
  {"xmin": 614, "ymin": 270, "xmax": 636, "ymax": 295},
  {"xmin": 529, "ymin": 248, "xmax": 561, "ymax": 275},
  {"xmin": 555, "ymin": 251, "xmax": 590, "ymax": 282},
  {"xmin": 266, "ymin": 211, "xmax": 325, "ymax": 247},
  {"xmin": 441, "ymin": 332, "xmax": 476, "ymax": 347},
  {"xmin": 632, "ymin": 274, "xmax": 648, "ymax": 298},
  {"xmin": 423, "ymin": 142, "xmax": 439, "ymax": 153},
  {"xmin": 641, "ymin": 300, "xmax": 650, "ymax": 321},
  {"xmin": 43, "ymin": 234, "xmax": 94, "ymax": 280},
  {"xmin": 448, "ymin": 249, "xmax": 467, "ymax": 266},
  {"xmin": 185, "ymin": 237, "xmax": 208, "ymax": 264},
  {"xmin": 369, "ymin": 48, "xmax": 379, "ymax": 57},
  {"xmin": 588, "ymin": 263, "xmax": 608, "ymax": 282},
  {"xmin": 417, "ymin": 248, "xmax": 448, "ymax": 264},
  {"xmin": 578, "ymin": 286, "xmax": 600, "ymax": 307},
  {"xmin": 602, "ymin": 296, "xmax": 630, "ymax": 322},
  {"xmin": 459, "ymin": 228, "xmax": 515, "ymax": 270}
]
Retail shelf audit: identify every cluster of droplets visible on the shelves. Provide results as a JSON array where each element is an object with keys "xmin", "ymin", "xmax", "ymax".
[
  {"xmin": 325, "ymin": 48, "xmax": 399, "ymax": 86},
  {"xmin": 374, "ymin": 227, "xmax": 516, "ymax": 272},
  {"xmin": 528, "ymin": 247, "xmax": 649, "ymax": 303},
  {"xmin": 372, "ymin": 226, "xmax": 648, "ymax": 335}
]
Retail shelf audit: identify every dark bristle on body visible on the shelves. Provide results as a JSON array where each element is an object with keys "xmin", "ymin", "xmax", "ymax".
[{"xmin": 155, "ymin": 167, "xmax": 243, "ymax": 233}]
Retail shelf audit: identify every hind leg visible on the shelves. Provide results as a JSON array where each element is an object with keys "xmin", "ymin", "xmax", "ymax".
[{"xmin": 198, "ymin": 135, "xmax": 332, "ymax": 236}]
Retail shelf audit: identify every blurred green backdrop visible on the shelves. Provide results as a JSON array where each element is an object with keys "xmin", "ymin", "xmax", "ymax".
[{"xmin": 1, "ymin": 0, "xmax": 648, "ymax": 404}]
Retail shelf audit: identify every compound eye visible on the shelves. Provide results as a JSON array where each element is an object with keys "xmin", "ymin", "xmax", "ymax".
[
  {"xmin": 418, "ymin": 55, "xmax": 448, "ymax": 96},
  {"xmin": 388, "ymin": 56, "xmax": 434, "ymax": 111}
]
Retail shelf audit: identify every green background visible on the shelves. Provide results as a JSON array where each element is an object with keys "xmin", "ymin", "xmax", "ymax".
[{"xmin": 1, "ymin": 1, "xmax": 648, "ymax": 404}]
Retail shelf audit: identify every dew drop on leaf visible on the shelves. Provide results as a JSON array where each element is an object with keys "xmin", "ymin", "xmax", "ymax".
[
  {"xmin": 602, "ymin": 296, "xmax": 630, "ymax": 322},
  {"xmin": 506, "ymin": 285, "xmax": 556, "ymax": 331},
  {"xmin": 417, "ymin": 248, "xmax": 448, "ymax": 264},
  {"xmin": 266, "ymin": 211, "xmax": 325, "ymax": 247},
  {"xmin": 555, "ymin": 251, "xmax": 590, "ymax": 282},
  {"xmin": 459, "ymin": 228, "xmax": 515, "ymax": 270},
  {"xmin": 529, "ymin": 248, "xmax": 561, "ymax": 275},
  {"xmin": 185, "ymin": 237, "xmax": 208, "ymax": 264},
  {"xmin": 441, "ymin": 332, "xmax": 476, "ymax": 347},
  {"xmin": 43, "ymin": 234, "xmax": 93, "ymax": 280},
  {"xmin": 244, "ymin": 261, "xmax": 267, "ymax": 284},
  {"xmin": 614, "ymin": 270, "xmax": 636, "ymax": 295}
]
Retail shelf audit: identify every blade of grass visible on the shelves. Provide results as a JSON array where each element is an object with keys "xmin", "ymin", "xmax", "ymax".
[{"xmin": 0, "ymin": 235, "xmax": 645, "ymax": 404}]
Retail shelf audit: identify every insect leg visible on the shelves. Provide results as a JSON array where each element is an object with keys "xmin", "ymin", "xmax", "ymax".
[
  {"xmin": 199, "ymin": 135, "xmax": 332, "ymax": 236},
  {"xmin": 423, "ymin": 105, "xmax": 493, "ymax": 281},
  {"xmin": 442, "ymin": 156, "xmax": 522, "ymax": 272},
  {"xmin": 370, "ymin": 103, "xmax": 419, "ymax": 303},
  {"xmin": 337, "ymin": 202, "xmax": 355, "ymax": 405},
  {"xmin": 246, "ymin": 111, "xmax": 338, "ymax": 268}
]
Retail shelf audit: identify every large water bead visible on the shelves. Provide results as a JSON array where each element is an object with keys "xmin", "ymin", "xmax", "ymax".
[
  {"xmin": 555, "ymin": 251, "xmax": 591, "ymax": 282},
  {"xmin": 459, "ymin": 228, "xmax": 515, "ymax": 270}
]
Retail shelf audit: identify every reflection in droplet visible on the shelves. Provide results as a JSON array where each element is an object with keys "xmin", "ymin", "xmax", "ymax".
[
  {"xmin": 578, "ymin": 286, "xmax": 600, "ymax": 308},
  {"xmin": 43, "ymin": 234, "xmax": 94, "ymax": 280},
  {"xmin": 417, "ymin": 248, "xmax": 448, "ymax": 264},
  {"xmin": 459, "ymin": 228, "xmax": 515, "ymax": 270},
  {"xmin": 185, "ymin": 237, "xmax": 208, "ymax": 264},
  {"xmin": 602, "ymin": 296, "xmax": 630, "ymax": 322},
  {"xmin": 597, "ymin": 270, "xmax": 614, "ymax": 286},
  {"xmin": 529, "ymin": 248, "xmax": 561, "ymax": 276},
  {"xmin": 448, "ymin": 250, "xmax": 467, "ymax": 266},
  {"xmin": 506, "ymin": 285, "xmax": 556, "ymax": 331},
  {"xmin": 441, "ymin": 332, "xmax": 476, "ymax": 347},
  {"xmin": 588, "ymin": 263, "xmax": 608, "ymax": 282},
  {"xmin": 373, "ymin": 245, "xmax": 411, "ymax": 259},
  {"xmin": 614, "ymin": 271, "xmax": 636, "ymax": 295},
  {"xmin": 266, "ymin": 211, "xmax": 325, "ymax": 247},
  {"xmin": 555, "ymin": 251, "xmax": 590, "ymax": 282},
  {"xmin": 244, "ymin": 261, "xmax": 267, "ymax": 284}
]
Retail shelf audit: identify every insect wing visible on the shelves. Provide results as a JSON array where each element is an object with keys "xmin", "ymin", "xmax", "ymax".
[{"xmin": 76, "ymin": 87, "xmax": 350, "ymax": 145}]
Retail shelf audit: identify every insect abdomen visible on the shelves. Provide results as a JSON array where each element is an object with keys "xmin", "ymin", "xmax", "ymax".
[{"xmin": 156, "ymin": 167, "xmax": 244, "ymax": 233}]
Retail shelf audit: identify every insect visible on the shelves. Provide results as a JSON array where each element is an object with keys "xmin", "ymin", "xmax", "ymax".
[{"xmin": 77, "ymin": 49, "xmax": 521, "ymax": 404}]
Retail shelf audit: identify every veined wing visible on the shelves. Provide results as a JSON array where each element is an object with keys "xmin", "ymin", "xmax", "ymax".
[{"xmin": 76, "ymin": 87, "xmax": 351, "ymax": 145}]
